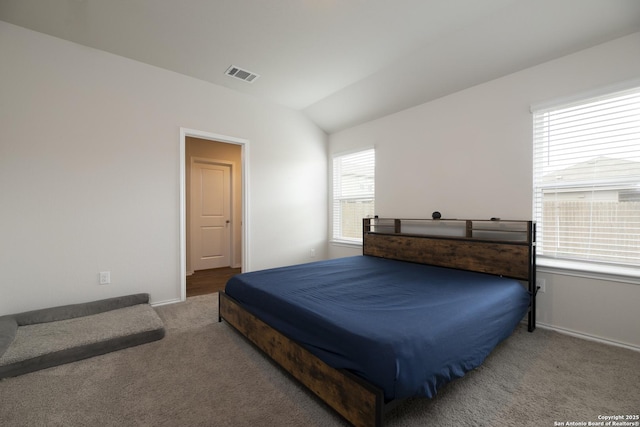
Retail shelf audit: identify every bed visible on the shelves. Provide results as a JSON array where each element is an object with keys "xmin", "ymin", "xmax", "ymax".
[{"xmin": 219, "ymin": 218, "xmax": 537, "ymax": 427}]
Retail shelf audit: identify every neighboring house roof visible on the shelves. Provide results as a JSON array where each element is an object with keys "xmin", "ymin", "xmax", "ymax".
[{"xmin": 542, "ymin": 156, "xmax": 640, "ymax": 184}]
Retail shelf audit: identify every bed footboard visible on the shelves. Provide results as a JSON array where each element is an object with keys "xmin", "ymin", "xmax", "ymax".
[{"xmin": 218, "ymin": 291, "xmax": 385, "ymax": 427}]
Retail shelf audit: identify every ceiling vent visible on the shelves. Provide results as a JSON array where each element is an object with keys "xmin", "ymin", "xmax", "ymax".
[{"xmin": 225, "ymin": 65, "xmax": 260, "ymax": 83}]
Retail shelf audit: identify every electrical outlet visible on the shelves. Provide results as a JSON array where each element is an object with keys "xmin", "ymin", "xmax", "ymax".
[
  {"xmin": 536, "ymin": 278, "xmax": 546, "ymax": 293},
  {"xmin": 99, "ymin": 271, "xmax": 111, "ymax": 285},
  {"xmin": 310, "ymin": 248, "xmax": 316, "ymax": 258}
]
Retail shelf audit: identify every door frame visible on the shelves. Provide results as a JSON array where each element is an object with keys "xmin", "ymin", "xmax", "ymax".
[{"xmin": 179, "ymin": 127, "xmax": 250, "ymax": 302}]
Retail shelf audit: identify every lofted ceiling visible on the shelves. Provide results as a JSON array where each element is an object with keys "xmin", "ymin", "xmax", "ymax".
[{"xmin": 1, "ymin": 0, "xmax": 639, "ymax": 133}]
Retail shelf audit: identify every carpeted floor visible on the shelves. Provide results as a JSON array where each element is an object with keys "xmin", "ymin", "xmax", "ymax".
[{"xmin": 0, "ymin": 294, "xmax": 638, "ymax": 427}]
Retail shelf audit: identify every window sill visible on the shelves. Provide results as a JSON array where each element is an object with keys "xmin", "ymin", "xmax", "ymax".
[
  {"xmin": 330, "ymin": 239, "xmax": 363, "ymax": 249},
  {"xmin": 537, "ymin": 257, "xmax": 640, "ymax": 285}
]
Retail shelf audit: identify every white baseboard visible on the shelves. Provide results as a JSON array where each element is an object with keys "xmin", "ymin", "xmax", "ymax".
[
  {"xmin": 536, "ymin": 322, "xmax": 640, "ymax": 353},
  {"xmin": 151, "ymin": 297, "xmax": 182, "ymax": 307}
]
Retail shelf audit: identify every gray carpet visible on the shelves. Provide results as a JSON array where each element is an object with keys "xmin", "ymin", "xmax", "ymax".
[{"xmin": 0, "ymin": 294, "xmax": 638, "ymax": 426}]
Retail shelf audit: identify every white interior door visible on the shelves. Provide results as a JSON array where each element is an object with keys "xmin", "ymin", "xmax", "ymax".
[{"xmin": 191, "ymin": 161, "xmax": 231, "ymax": 271}]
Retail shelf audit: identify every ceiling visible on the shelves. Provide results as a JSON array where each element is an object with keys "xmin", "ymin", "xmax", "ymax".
[{"xmin": 1, "ymin": 0, "xmax": 639, "ymax": 134}]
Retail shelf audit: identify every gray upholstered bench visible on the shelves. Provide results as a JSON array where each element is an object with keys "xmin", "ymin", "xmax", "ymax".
[{"xmin": 0, "ymin": 293, "xmax": 165, "ymax": 379}]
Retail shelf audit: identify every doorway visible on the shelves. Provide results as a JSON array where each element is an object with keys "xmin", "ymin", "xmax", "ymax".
[{"xmin": 179, "ymin": 128, "xmax": 249, "ymax": 301}]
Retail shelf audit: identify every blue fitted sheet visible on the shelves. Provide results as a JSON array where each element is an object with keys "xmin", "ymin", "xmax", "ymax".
[{"xmin": 224, "ymin": 255, "xmax": 530, "ymax": 401}]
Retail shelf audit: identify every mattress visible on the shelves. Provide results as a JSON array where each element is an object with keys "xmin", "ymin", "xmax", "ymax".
[{"xmin": 224, "ymin": 255, "xmax": 530, "ymax": 401}]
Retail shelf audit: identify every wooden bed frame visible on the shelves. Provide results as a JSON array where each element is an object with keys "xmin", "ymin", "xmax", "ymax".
[{"xmin": 218, "ymin": 218, "xmax": 536, "ymax": 427}]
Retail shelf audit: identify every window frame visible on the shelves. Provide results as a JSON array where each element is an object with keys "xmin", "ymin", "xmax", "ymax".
[
  {"xmin": 531, "ymin": 82, "xmax": 640, "ymax": 284},
  {"xmin": 330, "ymin": 147, "xmax": 375, "ymax": 246}
]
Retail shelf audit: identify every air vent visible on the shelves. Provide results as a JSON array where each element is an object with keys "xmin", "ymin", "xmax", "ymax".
[{"xmin": 225, "ymin": 65, "xmax": 260, "ymax": 83}]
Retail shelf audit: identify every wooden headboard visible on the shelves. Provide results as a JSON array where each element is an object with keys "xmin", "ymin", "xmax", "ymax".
[{"xmin": 362, "ymin": 218, "xmax": 537, "ymax": 331}]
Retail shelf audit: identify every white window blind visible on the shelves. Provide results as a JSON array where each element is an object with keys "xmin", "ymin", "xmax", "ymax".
[
  {"xmin": 332, "ymin": 148, "xmax": 375, "ymax": 243},
  {"xmin": 532, "ymin": 86, "xmax": 640, "ymax": 269}
]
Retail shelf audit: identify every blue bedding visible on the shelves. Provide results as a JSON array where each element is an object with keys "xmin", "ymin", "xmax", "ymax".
[{"xmin": 224, "ymin": 255, "xmax": 529, "ymax": 401}]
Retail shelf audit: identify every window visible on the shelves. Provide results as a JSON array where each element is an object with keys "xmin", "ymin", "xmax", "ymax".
[
  {"xmin": 332, "ymin": 148, "xmax": 375, "ymax": 243},
  {"xmin": 532, "ymin": 85, "xmax": 640, "ymax": 273}
]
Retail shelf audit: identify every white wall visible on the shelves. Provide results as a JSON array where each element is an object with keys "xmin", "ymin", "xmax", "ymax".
[
  {"xmin": 0, "ymin": 21, "xmax": 327, "ymax": 313},
  {"xmin": 329, "ymin": 32, "xmax": 640, "ymax": 349}
]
